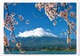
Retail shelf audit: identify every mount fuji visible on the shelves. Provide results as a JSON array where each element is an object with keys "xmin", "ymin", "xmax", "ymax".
[
  {"xmin": 17, "ymin": 28, "xmax": 58, "ymax": 38},
  {"xmin": 9, "ymin": 28, "xmax": 76, "ymax": 48}
]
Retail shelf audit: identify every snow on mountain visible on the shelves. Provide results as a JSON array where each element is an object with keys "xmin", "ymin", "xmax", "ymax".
[{"xmin": 17, "ymin": 28, "xmax": 58, "ymax": 38}]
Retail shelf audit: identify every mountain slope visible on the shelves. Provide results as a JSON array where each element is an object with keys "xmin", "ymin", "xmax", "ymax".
[{"xmin": 9, "ymin": 36, "xmax": 76, "ymax": 48}]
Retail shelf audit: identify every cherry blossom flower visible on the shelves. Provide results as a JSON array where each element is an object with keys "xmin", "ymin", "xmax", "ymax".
[
  {"xmin": 44, "ymin": 5, "xmax": 51, "ymax": 11},
  {"xmin": 4, "ymin": 34, "xmax": 9, "ymax": 46},
  {"xmin": 45, "ymin": 9, "xmax": 56, "ymax": 21},
  {"xmin": 67, "ymin": 36, "xmax": 71, "ymax": 44},
  {"xmin": 59, "ymin": 10, "xmax": 68, "ymax": 20},
  {"xmin": 5, "ymin": 16, "xmax": 14, "ymax": 25},
  {"xmin": 67, "ymin": 28, "xmax": 71, "ymax": 34},
  {"xmin": 48, "ymin": 3, "xmax": 55, "ymax": 9},
  {"xmin": 9, "ymin": 24, "xmax": 14, "ymax": 31},
  {"xmin": 16, "ymin": 43, "xmax": 21, "ymax": 48},
  {"xmin": 10, "ymin": 33, "xmax": 15, "ymax": 38},
  {"xmin": 11, "ymin": 12, "xmax": 15, "ymax": 17},
  {"xmin": 11, "ymin": 39, "xmax": 15, "ymax": 42},
  {"xmin": 35, "ymin": 3, "xmax": 44, "ymax": 11},
  {"xmin": 18, "ymin": 15, "xmax": 24, "ymax": 21},
  {"xmin": 70, "ymin": 21, "xmax": 75, "ymax": 29},
  {"xmin": 61, "ymin": 3, "xmax": 67, "ymax": 7},
  {"xmin": 25, "ymin": 20, "xmax": 29, "ymax": 24},
  {"xmin": 67, "ymin": 5, "xmax": 72, "ymax": 10},
  {"xmin": 10, "ymin": 33, "xmax": 13, "ymax": 36},
  {"xmin": 14, "ymin": 21, "xmax": 18, "ymax": 25},
  {"xmin": 70, "ymin": 12, "xmax": 76, "ymax": 18},
  {"xmin": 53, "ymin": 20, "xmax": 57, "ymax": 26}
]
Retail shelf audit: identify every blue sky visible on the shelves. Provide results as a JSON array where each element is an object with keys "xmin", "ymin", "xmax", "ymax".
[{"xmin": 4, "ymin": 3, "xmax": 76, "ymax": 40}]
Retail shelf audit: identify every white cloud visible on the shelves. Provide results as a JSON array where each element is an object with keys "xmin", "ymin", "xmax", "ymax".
[{"xmin": 17, "ymin": 28, "xmax": 58, "ymax": 38}]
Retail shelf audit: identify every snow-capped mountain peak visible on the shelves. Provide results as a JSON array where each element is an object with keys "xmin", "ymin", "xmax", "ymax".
[{"xmin": 17, "ymin": 28, "xmax": 58, "ymax": 38}]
